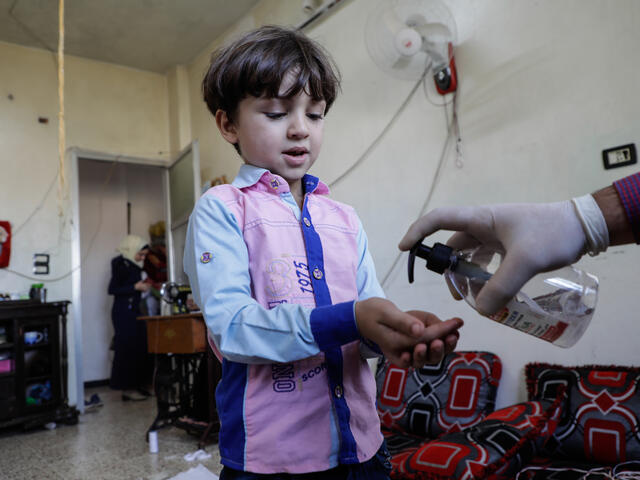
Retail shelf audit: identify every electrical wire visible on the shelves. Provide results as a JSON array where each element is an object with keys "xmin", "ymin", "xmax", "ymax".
[
  {"xmin": 57, "ymin": 0, "xmax": 66, "ymax": 217},
  {"xmin": 422, "ymin": 72, "xmax": 455, "ymax": 108},
  {"xmin": 443, "ymin": 83, "xmax": 464, "ymax": 169},
  {"xmin": 380, "ymin": 89, "xmax": 458, "ymax": 289},
  {"xmin": 329, "ymin": 66, "xmax": 430, "ymax": 189},
  {"xmin": 11, "ymin": 170, "xmax": 58, "ymax": 237},
  {"xmin": 2, "ymin": 161, "xmax": 118, "ymax": 283}
]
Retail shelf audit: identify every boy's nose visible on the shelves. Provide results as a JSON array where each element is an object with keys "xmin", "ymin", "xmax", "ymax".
[{"xmin": 287, "ymin": 113, "xmax": 309, "ymax": 138}]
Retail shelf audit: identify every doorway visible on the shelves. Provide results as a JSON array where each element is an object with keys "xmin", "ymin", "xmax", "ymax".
[
  {"xmin": 70, "ymin": 143, "xmax": 200, "ymax": 409},
  {"xmin": 78, "ymin": 158, "xmax": 165, "ymax": 383}
]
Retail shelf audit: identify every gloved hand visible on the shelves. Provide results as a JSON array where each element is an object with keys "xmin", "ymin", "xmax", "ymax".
[{"xmin": 399, "ymin": 201, "xmax": 588, "ymax": 315}]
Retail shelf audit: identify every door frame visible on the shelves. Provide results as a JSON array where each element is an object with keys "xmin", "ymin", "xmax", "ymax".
[
  {"xmin": 69, "ymin": 148, "xmax": 168, "ymax": 411},
  {"xmin": 165, "ymin": 140, "xmax": 201, "ymax": 283}
]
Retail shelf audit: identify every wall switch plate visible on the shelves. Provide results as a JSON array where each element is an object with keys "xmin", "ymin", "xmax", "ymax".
[
  {"xmin": 602, "ymin": 143, "xmax": 636, "ymax": 170},
  {"xmin": 33, "ymin": 253, "xmax": 50, "ymax": 275}
]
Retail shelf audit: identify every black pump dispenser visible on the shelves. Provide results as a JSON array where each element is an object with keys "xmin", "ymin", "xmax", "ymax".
[{"xmin": 408, "ymin": 242, "xmax": 456, "ymax": 283}]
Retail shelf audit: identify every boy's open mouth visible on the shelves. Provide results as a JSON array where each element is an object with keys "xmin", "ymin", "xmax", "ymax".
[{"xmin": 283, "ymin": 147, "xmax": 308, "ymax": 157}]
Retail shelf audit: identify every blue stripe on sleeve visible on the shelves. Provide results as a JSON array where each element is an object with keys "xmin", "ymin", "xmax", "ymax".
[{"xmin": 310, "ymin": 301, "xmax": 359, "ymax": 350}]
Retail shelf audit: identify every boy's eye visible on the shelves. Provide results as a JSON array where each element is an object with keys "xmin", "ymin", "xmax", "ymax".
[
  {"xmin": 307, "ymin": 113, "xmax": 324, "ymax": 121},
  {"xmin": 264, "ymin": 112, "xmax": 285, "ymax": 119}
]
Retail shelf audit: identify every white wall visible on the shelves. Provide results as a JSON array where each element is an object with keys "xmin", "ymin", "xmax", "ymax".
[
  {"xmin": 0, "ymin": 41, "xmax": 170, "ymax": 405},
  {"xmin": 186, "ymin": 0, "xmax": 640, "ymax": 408},
  {"xmin": 79, "ymin": 159, "xmax": 164, "ymax": 382}
]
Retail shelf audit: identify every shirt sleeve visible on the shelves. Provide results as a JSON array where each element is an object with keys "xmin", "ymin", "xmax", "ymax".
[
  {"xmin": 612, "ymin": 172, "xmax": 640, "ymax": 244},
  {"xmin": 183, "ymin": 193, "xmax": 359, "ymax": 364},
  {"xmin": 355, "ymin": 217, "xmax": 386, "ymax": 300},
  {"xmin": 354, "ymin": 217, "xmax": 386, "ymax": 358}
]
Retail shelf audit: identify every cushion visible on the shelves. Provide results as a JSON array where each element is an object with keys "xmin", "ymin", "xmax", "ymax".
[
  {"xmin": 390, "ymin": 397, "xmax": 565, "ymax": 480},
  {"xmin": 376, "ymin": 351, "xmax": 502, "ymax": 438},
  {"xmin": 382, "ymin": 425, "xmax": 425, "ymax": 456},
  {"xmin": 526, "ymin": 362, "xmax": 640, "ymax": 464},
  {"xmin": 515, "ymin": 457, "xmax": 640, "ymax": 479}
]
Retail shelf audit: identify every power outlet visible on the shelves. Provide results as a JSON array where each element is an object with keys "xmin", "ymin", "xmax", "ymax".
[{"xmin": 602, "ymin": 144, "xmax": 636, "ymax": 170}]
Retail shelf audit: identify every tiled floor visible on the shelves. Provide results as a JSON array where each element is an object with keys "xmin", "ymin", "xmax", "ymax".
[{"xmin": 0, "ymin": 386, "xmax": 222, "ymax": 479}]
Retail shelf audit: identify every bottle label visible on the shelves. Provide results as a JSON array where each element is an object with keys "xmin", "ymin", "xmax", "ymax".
[{"xmin": 490, "ymin": 300, "xmax": 568, "ymax": 343}]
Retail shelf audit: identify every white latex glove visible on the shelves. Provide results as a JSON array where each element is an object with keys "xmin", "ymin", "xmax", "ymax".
[{"xmin": 399, "ymin": 201, "xmax": 588, "ymax": 315}]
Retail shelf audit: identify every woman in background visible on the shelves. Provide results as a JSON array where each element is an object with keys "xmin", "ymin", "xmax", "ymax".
[
  {"xmin": 142, "ymin": 221, "xmax": 167, "ymax": 316},
  {"xmin": 108, "ymin": 235, "xmax": 152, "ymax": 401}
]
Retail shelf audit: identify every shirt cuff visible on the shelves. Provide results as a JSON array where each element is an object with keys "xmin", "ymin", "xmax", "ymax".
[
  {"xmin": 310, "ymin": 301, "xmax": 360, "ymax": 351},
  {"xmin": 613, "ymin": 173, "xmax": 640, "ymax": 244}
]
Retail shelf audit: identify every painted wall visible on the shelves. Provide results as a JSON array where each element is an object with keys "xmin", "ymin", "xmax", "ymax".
[
  {"xmin": 0, "ymin": 41, "xmax": 170, "ymax": 404},
  {"xmin": 185, "ymin": 0, "xmax": 640, "ymax": 408},
  {"xmin": 79, "ymin": 159, "xmax": 164, "ymax": 382}
]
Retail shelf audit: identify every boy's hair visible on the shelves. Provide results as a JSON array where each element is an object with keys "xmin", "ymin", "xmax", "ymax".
[{"xmin": 202, "ymin": 25, "xmax": 341, "ymax": 122}]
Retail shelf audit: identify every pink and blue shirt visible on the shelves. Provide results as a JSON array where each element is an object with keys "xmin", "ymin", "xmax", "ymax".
[{"xmin": 183, "ymin": 164, "xmax": 385, "ymax": 474}]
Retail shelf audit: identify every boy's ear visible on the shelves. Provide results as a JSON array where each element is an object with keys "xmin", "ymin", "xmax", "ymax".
[{"xmin": 215, "ymin": 109, "xmax": 238, "ymax": 145}]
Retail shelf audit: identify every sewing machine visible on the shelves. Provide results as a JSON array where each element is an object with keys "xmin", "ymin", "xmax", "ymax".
[{"xmin": 160, "ymin": 282, "xmax": 192, "ymax": 314}]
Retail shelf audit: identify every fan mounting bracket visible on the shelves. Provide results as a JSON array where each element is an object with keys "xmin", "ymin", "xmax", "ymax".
[{"xmin": 433, "ymin": 43, "xmax": 457, "ymax": 95}]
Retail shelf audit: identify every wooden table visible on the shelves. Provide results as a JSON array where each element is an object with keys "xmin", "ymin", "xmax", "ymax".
[{"xmin": 138, "ymin": 312, "xmax": 220, "ymax": 447}]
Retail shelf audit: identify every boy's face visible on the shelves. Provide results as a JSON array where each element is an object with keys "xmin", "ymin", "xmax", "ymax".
[{"xmin": 216, "ymin": 73, "xmax": 326, "ymax": 193}]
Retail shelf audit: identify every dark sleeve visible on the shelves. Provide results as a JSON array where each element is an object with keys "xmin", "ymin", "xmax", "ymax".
[
  {"xmin": 612, "ymin": 172, "xmax": 640, "ymax": 244},
  {"xmin": 108, "ymin": 257, "xmax": 137, "ymax": 296}
]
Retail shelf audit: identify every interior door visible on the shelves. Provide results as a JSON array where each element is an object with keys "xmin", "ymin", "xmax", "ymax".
[{"xmin": 165, "ymin": 141, "xmax": 201, "ymax": 285}]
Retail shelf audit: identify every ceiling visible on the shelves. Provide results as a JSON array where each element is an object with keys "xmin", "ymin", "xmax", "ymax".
[{"xmin": 0, "ymin": 0, "xmax": 261, "ymax": 73}]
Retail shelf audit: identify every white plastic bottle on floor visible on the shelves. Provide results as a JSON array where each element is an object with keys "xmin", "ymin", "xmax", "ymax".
[{"xmin": 408, "ymin": 242, "xmax": 599, "ymax": 348}]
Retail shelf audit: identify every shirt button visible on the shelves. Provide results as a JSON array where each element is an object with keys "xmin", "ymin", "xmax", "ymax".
[
  {"xmin": 334, "ymin": 385, "xmax": 343, "ymax": 398},
  {"xmin": 312, "ymin": 267, "xmax": 323, "ymax": 280},
  {"xmin": 303, "ymin": 217, "xmax": 311, "ymax": 227}
]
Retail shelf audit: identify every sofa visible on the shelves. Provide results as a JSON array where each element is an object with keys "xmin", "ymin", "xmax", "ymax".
[{"xmin": 375, "ymin": 351, "xmax": 640, "ymax": 479}]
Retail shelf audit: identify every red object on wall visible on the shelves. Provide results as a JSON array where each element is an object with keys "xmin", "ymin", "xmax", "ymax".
[
  {"xmin": 434, "ymin": 43, "xmax": 457, "ymax": 95},
  {"xmin": 0, "ymin": 221, "xmax": 11, "ymax": 268}
]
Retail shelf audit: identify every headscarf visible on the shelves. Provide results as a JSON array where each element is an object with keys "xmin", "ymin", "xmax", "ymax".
[{"xmin": 117, "ymin": 234, "xmax": 148, "ymax": 267}]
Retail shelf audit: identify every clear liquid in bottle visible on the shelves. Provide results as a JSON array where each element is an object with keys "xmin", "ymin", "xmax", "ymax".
[{"xmin": 408, "ymin": 243, "xmax": 599, "ymax": 347}]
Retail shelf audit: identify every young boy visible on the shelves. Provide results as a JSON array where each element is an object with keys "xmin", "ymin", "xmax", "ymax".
[{"xmin": 184, "ymin": 25, "xmax": 462, "ymax": 479}]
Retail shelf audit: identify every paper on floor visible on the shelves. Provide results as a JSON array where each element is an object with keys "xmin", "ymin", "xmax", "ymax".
[
  {"xmin": 184, "ymin": 449, "xmax": 212, "ymax": 462},
  {"xmin": 167, "ymin": 463, "xmax": 219, "ymax": 480}
]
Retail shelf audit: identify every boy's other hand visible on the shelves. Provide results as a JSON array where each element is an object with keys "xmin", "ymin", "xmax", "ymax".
[
  {"xmin": 405, "ymin": 310, "xmax": 461, "ymax": 368},
  {"xmin": 355, "ymin": 298, "xmax": 463, "ymax": 369}
]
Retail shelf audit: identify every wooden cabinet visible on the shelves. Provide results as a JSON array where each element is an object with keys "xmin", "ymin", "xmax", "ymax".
[{"xmin": 0, "ymin": 300, "xmax": 78, "ymax": 430}]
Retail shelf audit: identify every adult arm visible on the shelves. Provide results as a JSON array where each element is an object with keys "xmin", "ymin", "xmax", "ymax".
[
  {"xmin": 601, "ymin": 172, "xmax": 640, "ymax": 245},
  {"xmin": 399, "ymin": 172, "xmax": 640, "ymax": 315}
]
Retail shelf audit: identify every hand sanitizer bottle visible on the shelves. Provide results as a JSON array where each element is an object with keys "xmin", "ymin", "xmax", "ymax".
[{"xmin": 408, "ymin": 242, "xmax": 598, "ymax": 348}]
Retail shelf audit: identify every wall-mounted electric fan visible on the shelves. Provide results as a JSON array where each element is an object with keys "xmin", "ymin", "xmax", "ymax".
[{"xmin": 365, "ymin": 0, "xmax": 458, "ymax": 94}]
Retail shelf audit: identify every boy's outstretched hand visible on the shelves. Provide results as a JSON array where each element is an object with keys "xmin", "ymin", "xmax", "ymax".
[{"xmin": 355, "ymin": 298, "xmax": 463, "ymax": 369}]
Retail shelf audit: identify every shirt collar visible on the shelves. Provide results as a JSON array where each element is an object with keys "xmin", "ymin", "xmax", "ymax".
[{"xmin": 231, "ymin": 164, "xmax": 330, "ymax": 195}]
